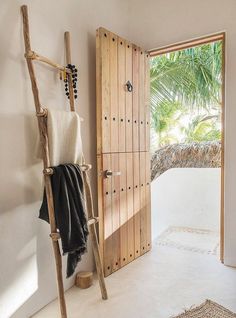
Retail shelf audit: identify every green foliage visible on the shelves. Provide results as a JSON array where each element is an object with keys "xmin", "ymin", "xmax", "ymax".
[
  {"xmin": 182, "ymin": 115, "xmax": 221, "ymax": 143},
  {"xmin": 152, "ymin": 101, "xmax": 182, "ymax": 133},
  {"xmin": 150, "ymin": 41, "xmax": 222, "ymax": 148},
  {"xmin": 151, "ymin": 101, "xmax": 185, "ymax": 147}
]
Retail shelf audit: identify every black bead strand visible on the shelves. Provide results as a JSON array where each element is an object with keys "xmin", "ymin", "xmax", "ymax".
[{"xmin": 63, "ymin": 63, "xmax": 78, "ymax": 100}]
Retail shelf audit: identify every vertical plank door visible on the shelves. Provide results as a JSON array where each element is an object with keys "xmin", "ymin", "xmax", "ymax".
[{"xmin": 96, "ymin": 27, "xmax": 151, "ymax": 276}]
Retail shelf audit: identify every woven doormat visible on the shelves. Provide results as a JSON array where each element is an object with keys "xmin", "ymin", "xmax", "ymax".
[
  {"xmin": 157, "ymin": 226, "xmax": 219, "ymax": 255},
  {"xmin": 172, "ymin": 300, "xmax": 236, "ymax": 318}
]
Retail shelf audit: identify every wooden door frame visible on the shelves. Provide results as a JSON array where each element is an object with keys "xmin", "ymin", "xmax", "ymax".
[{"xmin": 148, "ymin": 32, "xmax": 226, "ymax": 263}]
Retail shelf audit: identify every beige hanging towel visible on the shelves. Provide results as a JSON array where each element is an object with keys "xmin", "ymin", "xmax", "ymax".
[{"xmin": 37, "ymin": 109, "xmax": 83, "ymax": 166}]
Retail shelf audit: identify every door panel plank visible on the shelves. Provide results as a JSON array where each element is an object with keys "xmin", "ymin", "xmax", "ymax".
[
  {"xmin": 118, "ymin": 37, "xmax": 126, "ymax": 153},
  {"xmin": 145, "ymin": 53, "xmax": 150, "ymax": 152},
  {"xmin": 111, "ymin": 153, "xmax": 120, "ymax": 271},
  {"xmin": 133, "ymin": 152, "xmax": 140, "ymax": 258},
  {"xmin": 96, "ymin": 29, "xmax": 102, "ymax": 155},
  {"xmin": 127, "ymin": 152, "xmax": 135, "ymax": 262},
  {"xmin": 119, "ymin": 152, "xmax": 128, "ymax": 267},
  {"xmin": 98, "ymin": 29, "xmax": 111, "ymax": 154},
  {"xmin": 140, "ymin": 152, "xmax": 147, "ymax": 255},
  {"xmin": 146, "ymin": 151, "xmax": 152, "ymax": 251},
  {"xmin": 132, "ymin": 46, "xmax": 139, "ymax": 152},
  {"xmin": 103, "ymin": 154, "xmax": 113, "ymax": 276},
  {"xmin": 126, "ymin": 41, "xmax": 133, "ymax": 152},
  {"xmin": 139, "ymin": 51, "xmax": 146, "ymax": 151},
  {"xmin": 97, "ymin": 154, "xmax": 104, "ymax": 262},
  {"xmin": 110, "ymin": 34, "xmax": 119, "ymax": 153}
]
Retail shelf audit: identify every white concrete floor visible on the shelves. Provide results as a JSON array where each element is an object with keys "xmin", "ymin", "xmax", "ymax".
[{"xmin": 33, "ymin": 236, "xmax": 236, "ymax": 318}]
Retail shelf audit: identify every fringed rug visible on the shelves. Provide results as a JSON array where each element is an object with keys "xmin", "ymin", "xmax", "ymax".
[
  {"xmin": 172, "ymin": 300, "xmax": 236, "ymax": 318},
  {"xmin": 157, "ymin": 226, "xmax": 219, "ymax": 255}
]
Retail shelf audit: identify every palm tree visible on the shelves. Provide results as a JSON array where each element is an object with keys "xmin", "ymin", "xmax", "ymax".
[
  {"xmin": 150, "ymin": 41, "xmax": 222, "ymax": 147},
  {"xmin": 151, "ymin": 100, "xmax": 183, "ymax": 147},
  {"xmin": 182, "ymin": 114, "xmax": 221, "ymax": 143}
]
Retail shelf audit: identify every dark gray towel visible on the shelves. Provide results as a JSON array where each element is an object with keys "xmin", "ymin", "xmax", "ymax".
[{"xmin": 39, "ymin": 164, "xmax": 89, "ymax": 278}]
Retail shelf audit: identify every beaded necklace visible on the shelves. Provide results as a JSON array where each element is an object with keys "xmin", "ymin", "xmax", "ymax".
[{"xmin": 63, "ymin": 64, "xmax": 78, "ymax": 100}]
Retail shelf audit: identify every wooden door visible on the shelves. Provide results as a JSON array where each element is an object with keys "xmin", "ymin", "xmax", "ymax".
[{"xmin": 96, "ymin": 28, "xmax": 151, "ymax": 277}]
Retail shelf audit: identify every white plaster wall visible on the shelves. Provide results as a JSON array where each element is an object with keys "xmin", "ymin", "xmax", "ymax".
[
  {"xmin": 126, "ymin": 0, "xmax": 236, "ymax": 266},
  {"xmin": 0, "ymin": 1, "xmax": 130, "ymax": 317},
  {"xmin": 151, "ymin": 168, "xmax": 221, "ymax": 241}
]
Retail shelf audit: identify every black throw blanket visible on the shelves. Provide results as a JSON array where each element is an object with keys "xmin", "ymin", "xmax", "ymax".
[{"xmin": 39, "ymin": 164, "xmax": 89, "ymax": 278}]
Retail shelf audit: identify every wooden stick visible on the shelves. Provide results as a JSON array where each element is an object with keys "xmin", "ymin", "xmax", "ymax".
[
  {"xmin": 21, "ymin": 5, "xmax": 41, "ymax": 114},
  {"xmin": 64, "ymin": 30, "xmax": 107, "ymax": 299},
  {"xmin": 25, "ymin": 50, "xmax": 71, "ymax": 73},
  {"xmin": 83, "ymin": 171, "xmax": 108, "ymax": 300},
  {"xmin": 21, "ymin": 5, "xmax": 67, "ymax": 318},
  {"xmin": 64, "ymin": 32, "xmax": 75, "ymax": 111}
]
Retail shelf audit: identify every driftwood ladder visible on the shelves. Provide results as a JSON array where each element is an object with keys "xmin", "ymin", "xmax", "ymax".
[{"xmin": 21, "ymin": 5, "xmax": 108, "ymax": 318}]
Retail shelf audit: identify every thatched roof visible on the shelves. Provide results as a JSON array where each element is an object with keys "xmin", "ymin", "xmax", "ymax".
[{"xmin": 151, "ymin": 141, "xmax": 221, "ymax": 181}]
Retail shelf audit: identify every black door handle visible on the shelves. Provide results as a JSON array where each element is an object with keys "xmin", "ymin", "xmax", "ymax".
[{"xmin": 126, "ymin": 80, "xmax": 133, "ymax": 92}]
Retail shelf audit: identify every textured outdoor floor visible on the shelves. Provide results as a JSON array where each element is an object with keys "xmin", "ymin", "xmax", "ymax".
[{"xmin": 33, "ymin": 230, "xmax": 236, "ymax": 318}]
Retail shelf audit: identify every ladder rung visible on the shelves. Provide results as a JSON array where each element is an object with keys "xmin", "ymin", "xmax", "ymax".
[
  {"xmin": 43, "ymin": 164, "xmax": 92, "ymax": 176},
  {"xmin": 88, "ymin": 217, "xmax": 99, "ymax": 226},
  {"xmin": 50, "ymin": 232, "xmax": 61, "ymax": 241},
  {"xmin": 43, "ymin": 168, "xmax": 54, "ymax": 175},
  {"xmin": 49, "ymin": 218, "xmax": 99, "ymax": 241}
]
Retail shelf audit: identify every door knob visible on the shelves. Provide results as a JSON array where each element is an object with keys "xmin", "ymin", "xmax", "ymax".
[{"xmin": 104, "ymin": 170, "xmax": 121, "ymax": 178}]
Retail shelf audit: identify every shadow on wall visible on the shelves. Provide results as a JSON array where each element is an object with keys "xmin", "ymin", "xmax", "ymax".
[
  {"xmin": 0, "ymin": 212, "xmax": 57, "ymax": 318},
  {"xmin": 0, "ymin": 114, "xmax": 42, "ymax": 212},
  {"xmin": 0, "ymin": 113, "xmax": 56, "ymax": 317}
]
